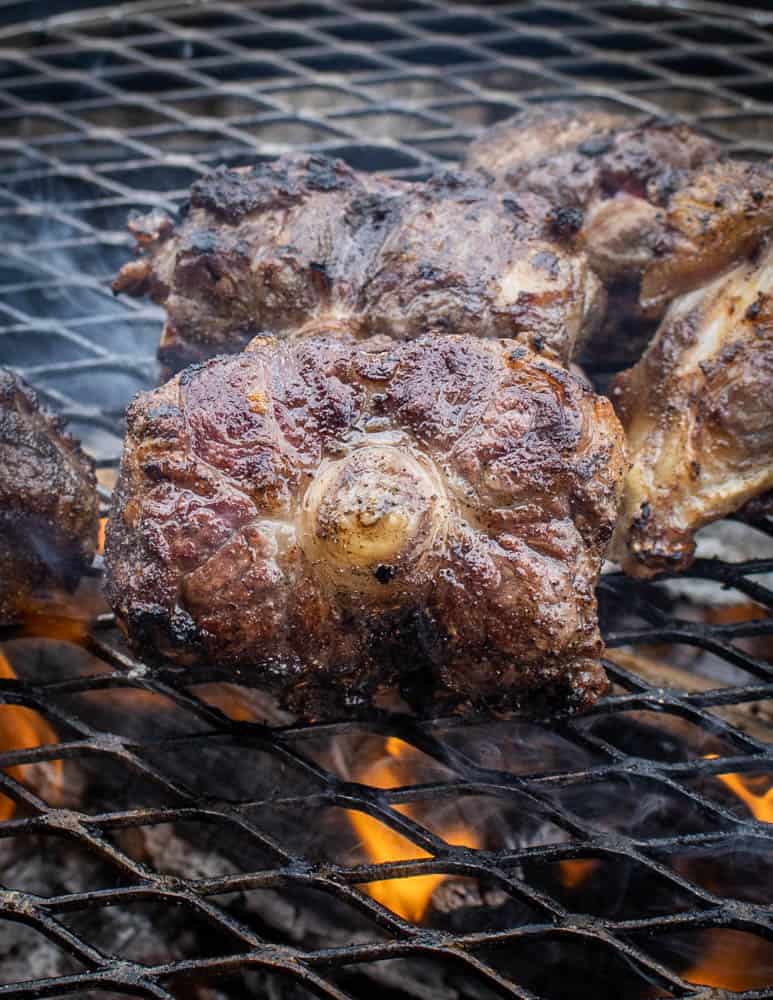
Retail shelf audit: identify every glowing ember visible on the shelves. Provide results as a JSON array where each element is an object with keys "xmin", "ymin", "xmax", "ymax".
[
  {"xmin": 705, "ymin": 754, "xmax": 772, "ymax": 823},
  {"xmin": 558, "ymin": 858, "xmax": 599, "ymax": 889},
  {"xmin": 682, "ymin": 929, "xmax": 773, "ymax": 991},
  {"xmin": 677, "ymin": 758, "xmax": 773, "ymax": 990},
  {"xmin": 19, "ymin": 595, "xmax": 91, "ymax": 644},
  {"xmin": 0, "ymin": 651, "xmax": 63, "ymax": 820},
  {"xmin": 97, "ymin": 516, "xmax": 107, "ymax": 556},
  {"xmin": 348, "ymin": 737, "xmax": 479, "ymax": 922}
]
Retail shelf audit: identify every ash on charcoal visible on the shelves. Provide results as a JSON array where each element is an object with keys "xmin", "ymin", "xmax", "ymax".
[{"xmin": 0, "ymin": 834, "xmax": 216, "ymax": 997}]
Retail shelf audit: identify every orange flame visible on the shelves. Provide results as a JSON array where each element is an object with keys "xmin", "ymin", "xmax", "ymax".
[
  {"xmin": 11, "ymin": 516, "xmax": 108, "ymax": 641},
  {"xmin": 97, "ymin": 517, "xmax": 107, "ymax": 556},
  {"xmin": 348, "ymin": 737, "xmax": 479, "ymax": 922},
  {"xmin": 704, "ymin": 754, "xmax": 772, "ymax": 823},
  {"xmin": 19, "ymin": 595, "xmax": 90, "ymax": 644},
  {"xmin": 558, "ymin": 858, "xmax": 599, "ymax": 889},
  {"xmin": 194, "ymin": 684, "xmax": 260, "ymax": 722},
  {"xmin": 679, "ymin": 758, "xmax": 773, "ymax": 990},
  {"xmin": 682, "ymin": 929, "xmax": 773, "ymax": 991},
  {"xmin": 714, "ymin": 770, "xmax": 773, "ymax": 822},
  {"xmin": 0, "ymin": 651, "xmax": 63, "ymax": 820}
]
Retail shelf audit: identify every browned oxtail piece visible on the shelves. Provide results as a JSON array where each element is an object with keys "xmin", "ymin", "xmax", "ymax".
[
  {"xmin": 113, "ymin": 153, "xmax": 604, "ymax": 375},
  {"xmin": 467, "ymin": 104, "xmax": 773, "ymax": 359},
  {"xmin": 610, "ymin": 240, "xmax": 773, "ymax": 577},
  {"xmin": 106, "ymin": 334, "xmax": 626, "ymax": 720}
]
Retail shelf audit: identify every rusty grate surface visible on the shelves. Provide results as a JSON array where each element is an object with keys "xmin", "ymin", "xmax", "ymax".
[{"xmin": 0, "ymin": 1, "xmax": 771, "ymax": 998}]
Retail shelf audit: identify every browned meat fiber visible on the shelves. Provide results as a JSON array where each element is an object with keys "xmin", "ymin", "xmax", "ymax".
[
  {"xmin": 469, "ymin": 104, "xmax": 773, "ymax": 567},
  {"xmin": 113, "ymin": 153, "xmax": 603, "ymax": 376},
  {"xmin": 0, "ymin": 368, "xmax": 98, "ymax": 623},
  {"xmin": 467, "ymin": 105, "xmax": 718, "ymax": 290},
  {"xmin": 467, "ymin": 104, "xmax": 773, "ymax": 362},
  {"xmin": 610, "ymin": 239, "xmax": 773, "ymax": 577},
  {"xmin": 106, "ymin": 334, "xmax": 626, "ymax": 720}
]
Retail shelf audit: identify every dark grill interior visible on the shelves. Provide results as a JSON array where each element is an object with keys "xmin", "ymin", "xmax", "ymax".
[{"xmin": 0, "ymin": 2, "xmax": 772, "ymax": 998}]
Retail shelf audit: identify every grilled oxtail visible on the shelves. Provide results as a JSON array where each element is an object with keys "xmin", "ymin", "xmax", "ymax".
[
  {"xmin": 467, "ymin": 105, "xmax": 773, "ymax": 346},
  {"xmin": 610, "ymin": 240, "xmax": 773, "ymax": 577},
  {"xmin": 113, "ymin": 153, "xmax": 604, "ymax": 375},
  {"xmin": 0, "ymin": 369, "xmax": 98, "ymax": 623},
  {"xmin": 106, "ymin": 334, "xmax": 626, "ymax": 719},
  {"xmin": 467, "ymin": 106, "xmax": 716, "ymax": 285}
]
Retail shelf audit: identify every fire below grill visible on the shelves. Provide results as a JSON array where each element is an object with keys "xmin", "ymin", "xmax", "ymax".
[{"xmin": 0, "ymin": 1, "xmax": 772, "ymax": 998}]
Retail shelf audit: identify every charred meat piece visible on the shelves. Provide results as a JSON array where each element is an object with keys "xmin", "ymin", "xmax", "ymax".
[
  {"xmin": 106, "ymin": 334, "xmax": 625, "ymax": 719},
  {"xmin": 467, "ymin": 106, "xmax": 773, "ymax": 371},
  {"xmin": 466, "ymin": 104, "xmax": 722, "ymax": 291},
  {"xmin": 469, "ymin": 103, "xmax": 773, "ymax": 559},
  {"xmin": 610, "ymin": 241, "xmax": 773, "ymax": 577},
  {"xmin": 0, "ymin": 369, "xmax": 98, "ymax": 623},
  {"xmin": 464, "ymin": 104, "xmax": 628, "ymax": 181},
  {"xmin": 638, "ymin": 158, "xmax": 773, "ymax": 315},
  {"xmin": 113, "ymin": 154, "xmax": 603, "ymax": 375}
]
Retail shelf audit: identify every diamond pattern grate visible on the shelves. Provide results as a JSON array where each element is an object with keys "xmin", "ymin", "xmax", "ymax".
[{"xmin": 0, "ymin": 2, "xmax": 771, "ymax": 998}]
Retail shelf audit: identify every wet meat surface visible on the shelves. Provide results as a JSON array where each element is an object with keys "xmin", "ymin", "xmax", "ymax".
[
  {"xmin": 113, "ymin": 153, "xmax": 602, "ymax": 375},
  {"xmin": 106, "ymin": 335, "xmax": 625, "ymax": 720},
  {"xmin": 466, "ymin": 105, "xmax": 773, "ymax": 364}
]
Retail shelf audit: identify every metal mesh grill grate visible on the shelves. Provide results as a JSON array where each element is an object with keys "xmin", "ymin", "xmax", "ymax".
[{"xmin": 0, "ymin": 2, "xmax": 772, "ymax": 998}]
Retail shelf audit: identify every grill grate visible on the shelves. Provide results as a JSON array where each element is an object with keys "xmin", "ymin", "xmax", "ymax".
[{"xmin": 0, "ymin": 1, "xmax": 772, "ymax": 998}]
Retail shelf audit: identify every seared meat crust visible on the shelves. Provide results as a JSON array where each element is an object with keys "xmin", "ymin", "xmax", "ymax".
[
  {"xmin": 639, "ymin": 159, "xmax": 773, "ymax": 314},
  {"xmin": 463, "ymin": 104, "xmax": 628, "ymax": 179},
  {"xmin": 466, "ymin": 105, "xmax": 720, "ymax": 288},
  {"xmin": 106, "ymin": 335, "xmax": 625, "ymax": 720},
  {"xmin": 468, "ymin": 105, "xmax": 773, "ymax": 374},
  {"xmin": 0, "ymin": 369, "xmax": 98, "ymax": 623},
  {"xmin": 610, "ymin": 241, "xmax": 773, "ymax": 577},
  {"xmin": 113, "ymin": 154, "xmax": 602, "ymax": 374}
]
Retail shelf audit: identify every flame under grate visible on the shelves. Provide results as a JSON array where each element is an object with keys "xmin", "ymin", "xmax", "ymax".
[{"xmin": 0, "ymin": 1, "xmax": 772, "ymax": 998}]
